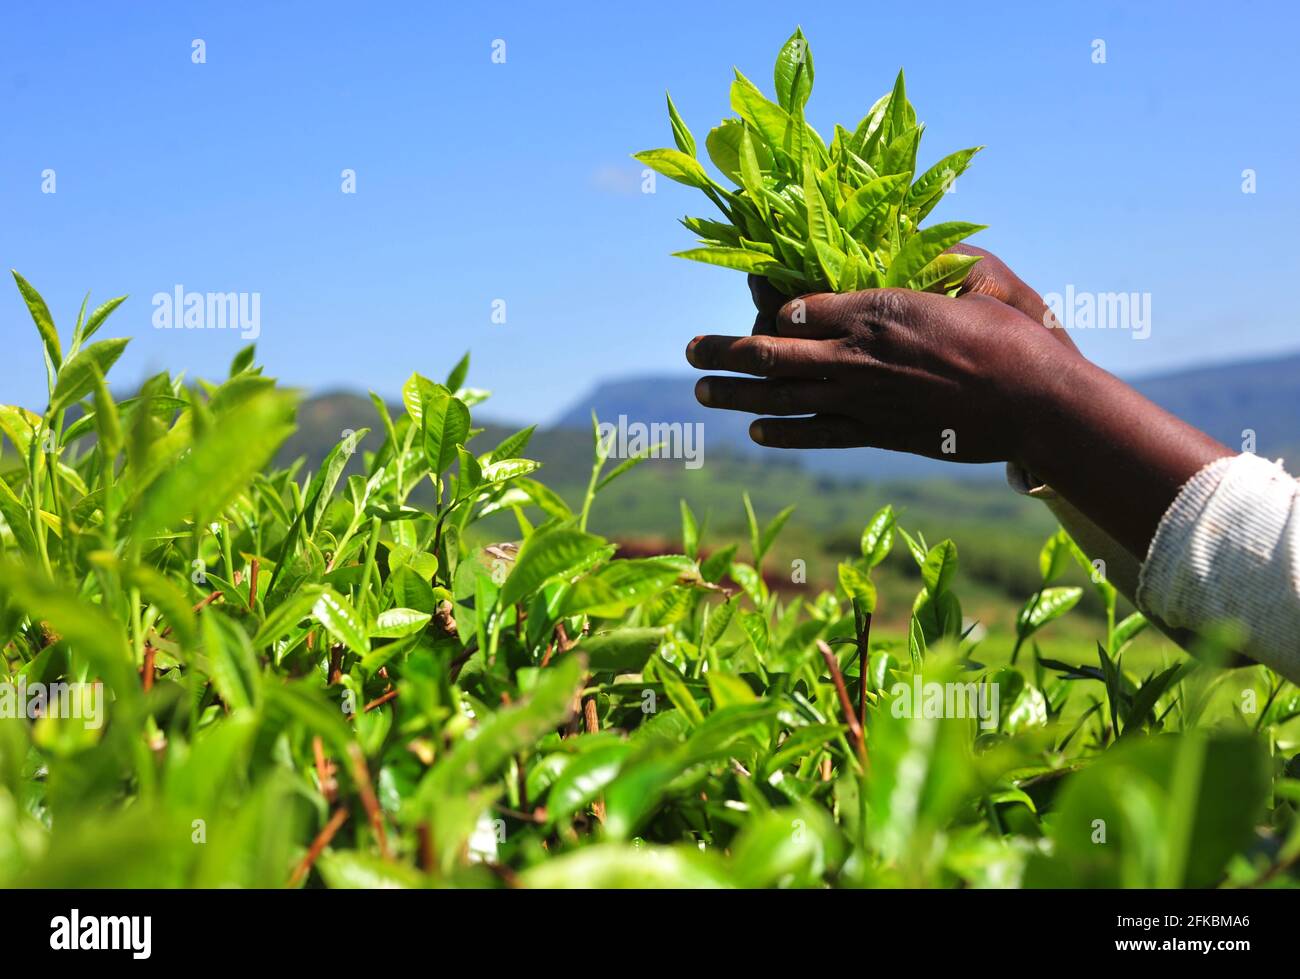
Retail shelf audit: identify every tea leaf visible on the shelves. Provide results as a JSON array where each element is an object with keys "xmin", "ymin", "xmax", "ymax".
[
  {"xmin": 1016, "ymin": 586, "xmax": 1083, "ymax": 639},
  {"xmin": 665, "ymin": 90, "xmax": 696, "ymax": 157},
  {"xmin": 633, "ymin": 148, "xmax": 713, "ymax": 190},
  {"xmin": 420, "ymin": 386, "xmax": 470, "ymax": 477},
  {"xmin": 81, "ymin": 294, "xmax": 128, "ymax": 344},
  {"xmin": 773, "ymin": 27, "xmax": 814, "ymax": 114},
  {"xmin": 137, "ymin": 389, "xmax": 297, "ymax": 537},
  {"xmin": 673, "ymin": 247, "xmax": 784, "ymax": 275},
  {"xmin": 884, "ymin": 221, "xmax": 986, "ymax": 288},
  {"xmin": 312, "ymin": 587, "xmax": 370, "ymax": 656},
  {"xmin": 11, "ymin": 270, "xmax": 62, "ymax": 371},
  {"xmin": 498, "ymin": 524, "xmax": 607, "ymax": 610},
  {"xmin": 49, "ymin": 338, "xmax": 130, "ymax": 416}
]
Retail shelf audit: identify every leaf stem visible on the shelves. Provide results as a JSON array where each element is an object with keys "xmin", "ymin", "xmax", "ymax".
[{"xmin": 818, "ymin": 639, "xmax": 866, "ymax": 767}]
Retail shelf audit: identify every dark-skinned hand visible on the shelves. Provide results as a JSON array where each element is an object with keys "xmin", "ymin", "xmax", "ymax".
[{"xmin": 690, "ymin": 248, "xmax": 1078, "ymax": 464}]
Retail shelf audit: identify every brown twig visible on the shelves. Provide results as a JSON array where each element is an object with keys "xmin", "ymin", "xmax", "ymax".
[
  {"xmin": 492, "ymin": 803, "xmax": 547, "ymax": 824},
  {"xmin": 562, "ymin": 695, "xmax": 582, "ymax": 738},
  {"xmin": 348, "ymin": 743, "xmax": 391, "ymax": 860},
  {"xmin": 192, "ymin": 590, "xmax": 223, "ymax": 614},
  {"xmin": 1250, "ymin": 846, "xmax": 1300, "ymax": 887},
  {"xmin": 582, "ymin": 697, "xmax": 605, "ymax": 823},
  {"xmin": 141, "ymin": 643, "xmax": 157, "ymax": 693},
  {"xmin": 484, "ymin": 862, "xmax": 520, "ymax": 888},
  {"xmin": 417, "ymin": 823, "xmax": 435, "ymax": 873},
  {"xmin": 286, "ymin": 807, "xmax": 349, "ymax": 888},
  {"xmin": 542, "ymin": 623, "xmax": 566, "ymax": 668},
  {"xmin": 448, "ymin": 639, "xmax": 479, "ymax": 683},
  {"xmin": 161, "ymin": 590, "xmax": 223, "ymax": 639},
  {"xmin": 544, "ymin": 620, "xmax": 580, "ymax": 670},
  {"xmin": 312, "ymin": 736, "xmax": 337, "ymax": 804},
  {"xmin": 555, "ymin": 621, "xmax": 578, "ymax": 653},
  {"xmin": 818, "ymin": 639, "xmax": 867, "ymax": 766},
  {"xmin": 364, "ymin": 688, "xmax": 399, "ymax": 712},
  {"xmin": 328, "ymin": 644, "xmax": 344, "ymax": 685}
]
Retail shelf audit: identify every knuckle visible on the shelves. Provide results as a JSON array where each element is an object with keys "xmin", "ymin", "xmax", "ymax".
[
  {"xmin": 849, "ymin": 289, "xmax": 907, "ymax": 336},
  {"xmin": 962, "ymin": 291, "xmax": 1002, "ymax": 310},
  {"xmin": 961, "ymin": 268, "xmax": 1003, "ymax": 299},
  {"xmin": 872, "ymin": 288, "xmax": 912, "ymax": 321},
  {"xmin": 747, "ymin": 336, "xmax": 778, "ymax": 372},
  {"xmin": 777, "ymin": 297, "xmax": 808, "ymax": 331}
]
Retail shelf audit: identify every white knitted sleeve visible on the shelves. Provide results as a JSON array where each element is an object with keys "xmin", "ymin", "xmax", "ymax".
[{"xmin": 1137, "ymin": 453, "xmax": 1300, "ymax": 682}]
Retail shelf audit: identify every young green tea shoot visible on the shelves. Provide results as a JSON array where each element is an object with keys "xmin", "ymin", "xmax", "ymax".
[{"xmin": 636, "ymin": 28, "xmax": 986, "ymax": 296}]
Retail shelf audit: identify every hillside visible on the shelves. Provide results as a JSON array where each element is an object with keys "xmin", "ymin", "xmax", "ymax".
[{"xmin": 1129, "ymin": 351, "xmax": 1300, "ymax": 460}]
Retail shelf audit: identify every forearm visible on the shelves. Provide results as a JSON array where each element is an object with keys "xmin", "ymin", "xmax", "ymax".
[{"xmin": 1016, "ymin": 354, "xmax": 1235, "ymax": 558}]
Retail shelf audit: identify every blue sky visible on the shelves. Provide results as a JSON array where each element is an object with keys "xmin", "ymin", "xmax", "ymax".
[{"xmin": 2, "ymin": 0, "xmax": 1296, "ymax": 423}]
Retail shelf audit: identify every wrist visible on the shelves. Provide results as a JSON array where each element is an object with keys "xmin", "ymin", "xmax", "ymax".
[
  {"xmin": 1007, "ymin": 341, "xmax": 1094, "ymax": 474},
  {"xmin": 1009, "ymin": 351, "xmax": 1236, "ymax": 556}
]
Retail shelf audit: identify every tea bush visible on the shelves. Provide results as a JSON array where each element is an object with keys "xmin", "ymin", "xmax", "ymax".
[{"xmin": 0, "ymin": 271, "xmax": 1297, "ymax": 888}]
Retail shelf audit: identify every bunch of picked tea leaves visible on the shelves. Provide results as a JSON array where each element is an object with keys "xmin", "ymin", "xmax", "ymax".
[{"xmin": 635, "ymin": 28, "xmax": 985, "ymax": 296}]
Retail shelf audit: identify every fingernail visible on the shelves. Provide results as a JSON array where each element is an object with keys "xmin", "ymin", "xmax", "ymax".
[
  {"xmin": 686, "ymin": 337, "xmax": 703, "ymax": 366},
  {"xmin": 750, "ymin": 421, "xmax": 765, "ymax": 443},
  {"xmin": 695, "ymin": 378, "xmax": 712, "ymax": 405}
]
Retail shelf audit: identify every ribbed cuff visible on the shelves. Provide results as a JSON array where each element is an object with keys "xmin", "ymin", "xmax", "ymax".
[{"xmin": 1137, "ymin": 453, "xmax": 1298, "ymax": 675}]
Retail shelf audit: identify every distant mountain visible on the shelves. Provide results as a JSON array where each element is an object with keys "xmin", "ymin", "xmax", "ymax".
[
  {"xmin": 279, "ymin": 349, "xmax": 1300, "ymax": 494},
  {"xmin": 550, "ymin": 351, "xmax": 1300, "ymax": 477},
  {"xmin": 1129, "ymin": 352, "xmax": 1300, "ymax": 461},
  {"xmin": 280, "ymin": 390, "xmax": 780, "ymax": 488}
]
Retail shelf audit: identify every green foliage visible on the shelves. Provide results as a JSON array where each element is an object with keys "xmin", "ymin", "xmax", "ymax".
[
  {"xmin": 0, "ymin": 274, "xmax": 1295, "ymax": 889},
  {"xmin": 636, "ymin": 29, "xmax": 985, "ymax": 295}
]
